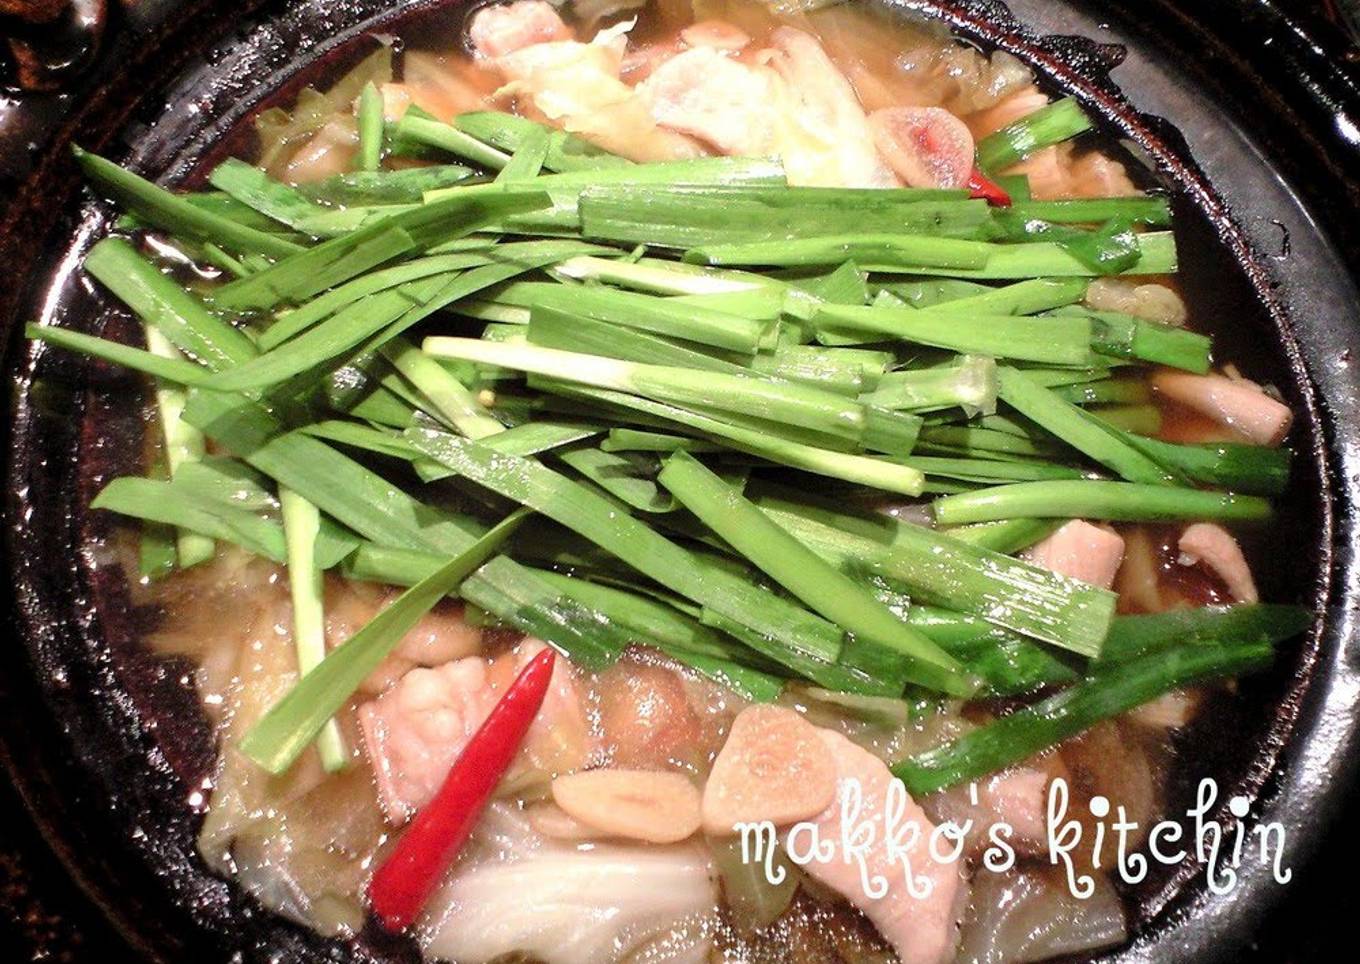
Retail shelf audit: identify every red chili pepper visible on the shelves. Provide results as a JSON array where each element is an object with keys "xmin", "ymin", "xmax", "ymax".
[
  {"xmin": 967, "ymin": 167, "xmax": 1013, "ymax": 207},
  {"xmin": 368, "ymin": 646, "xmax": 558, "ymax": 932}
]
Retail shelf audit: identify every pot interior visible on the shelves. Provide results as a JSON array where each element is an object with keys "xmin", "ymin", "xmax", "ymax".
[{"xmin": 1, "ymin": 1, "xmax": 1351, "ymax": 962}]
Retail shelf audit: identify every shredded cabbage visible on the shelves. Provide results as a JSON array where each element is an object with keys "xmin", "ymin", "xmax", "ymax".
[{"xmin": 420, "ymin": 804, "xmax": 719, "ymax": 963}]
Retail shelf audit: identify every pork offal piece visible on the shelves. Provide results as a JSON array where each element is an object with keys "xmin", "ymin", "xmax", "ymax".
[
  {"xmin": 359, "ymin": 640, "xmax": 590, "ymax": 824},
  {"xmin": 1151, "ymin": 370, "xmax": 1294, "ymax": 446},
  {"xmin": 1023, "ymin": 520, "xmax": 1126, "ymax": 590},
  {"xmin": 359, "ymin": 658, "xmax": 489, "ymax": 826},
  {"xmin": 1178, "ymin": 522, "xmax": 1260, "ymax": 603},
  {"xmin": 792, "ymin": 730, "xmax": 966, "ymax": 964},
  {"xmin": 680, "ymin": 20, "xmax": 751, "ymax": 51},
  {"xmin": 325, "ymin": 584, "xmax": 482, "ymax": 696},
  {"xmin": 469, "ymin": 0, "xmax": 573, "ymax": 59},
  {"xmin": 596, "ymin": 661, "xmax": 704, "ymax": 770},
  {"xmin": 925, "ymin": 767, "xmax": 1051, "ymax": 859}
]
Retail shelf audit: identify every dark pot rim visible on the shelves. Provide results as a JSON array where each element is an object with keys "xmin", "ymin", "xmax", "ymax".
[{"xmin": 2, "ymin": 1, "xmax": 1358, "ymax": 961}]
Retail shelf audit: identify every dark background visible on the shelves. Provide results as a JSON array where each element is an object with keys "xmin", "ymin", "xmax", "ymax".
[{"xmin": 1, "ymin": 0, "xmax": 1358, "ymax": 961}]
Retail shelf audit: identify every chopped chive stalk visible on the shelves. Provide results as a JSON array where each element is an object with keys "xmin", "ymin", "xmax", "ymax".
[
  {"xmin": 873, "ymin": 277, "xmax": 989, "ymax": 307},
  {"xmin": 210, "ymin": 188, "xmax": 551, "ymax": 311},
  {"xmin": 894, "ymin": 639, "xmax": 1273, "ymax": 794},
  {"xmin": 990, "ymin": 215, "xmax": 1144, "ymax": 275},
  {"xmin": 657, "ymin": 451, "xmax": 971, "ymax": 694},
  {"xmin": 494, "ymin": 126, "xmax": 552, "ymax": 182},
  {"xmin": 173, "ymin": 456, "xmax": 277, "ymax": 510},
  {"xmin": 337, "ymin": 544, "xmax": 635, "ymax": 671},
  {"xmin": 207, "ymin": 278, "xmax": 443, "ymax": 391},
  {"xmin": 457, "ymin": 556, "xmax": 629, "ymax": 671},
  {"xmin": 751, "ymin": 345, "xmax": 889, "ymax": 396},
  {"xmin": 92, "ymin": 477, "xmax": 289, "ymax": 562},
  {"xmin": 752, "ymin": 491, "xmax": 1116, "ymax": 657},
  {"xmin": 379, "ymin": 336, "xmax": 504, "ymax": 438},
  {"xmin": 527, "ymin": 304, "xmax": 748, "ymax": 373},
  {"xmin": 601, "ymin": 429, "xmax": 724, "ymax": 453},
  {"xmin": 554, "ymin": 254, "xmax": 775, "ymax": 296},
  {"xmin": 997, "ymin": 366, "xmax": 1171, "ymax": 483},
  {"xmin": 862, "ymin": 356, "xmax": 998, "ymax": 414},
  {"xmin": 72, "ymin": 146, "xmax": 304, "ymax": 258},
  {"xmin": 915, "ymin": 277, "xmax": 1090, "ymax": 316},
  {"xmin": 84, "ymin": 238, "xmax": 260, "ymax": 371},
  {"xmin": 533, "ymin": 571, "xmax": 784, "ymax": 701},
  {"xmin": 543, "ymin": 383, "xmax": 927, "ymax": 496},
  {"xmin": 580, "ymin": 185, "xmax": 987, "ymax": 248},
  {"xmin": 356, "ymin": 82, "xmax": 385, "ymax": 172},
  {"xmin": 339, "ymin": 543, "xmax": 445, "ymax": 585},
  {"xmin": 181, "ymin": 391, "xmax": 486, "ymax": 555},
  {"xmin": 481, "ymin": 419, "xmax": 603, "ymax": 456},
  {"xmin": 298, "ymin": 165, "xmax": 476, "ymax": 205},
  {"xmin": 422, "ymin": 338, "xmax": 874, "ymax": 444},
  {"xmin": 699, "ymin": 608, "xmax": 900, "ymax": 697},
  {"xmin": 177, "ymin": 191, "xmax": 298, "ymax": 232},
  {"xmin": 1096, "ymin": 603, "xmax": 1311, "ymax": 665},
  {"xmin": 558, "ymin": 445, "xmax": 673, "ymax": 512},
  {"xmin": 1051, "ymin": 376, "xmax": 1151, "ymax": 406},
  {"xmin": 201, "ymin": 243, "xmax": 252, "ymax": 277},
  {"xmin": 1016, "ymin": 367, "xmax": 1114, "ymax": 389},
  {"xmin": 207, "ymin": 158, "xmax": 340, "ymax": 233},
  {"xmin": 917, "ymin": 424, "xmax": 1065, "ymax": 461},
  {"xmin": 928, "ymin": 233, "xmax": 1178, "ymax": 279},
  {"xmin": 209, "ymin": 243, "xmax": 589, "ymax": 392},
  {"xmin": 453, "ymin": 111, "xmax": 632, "ymax": 173},
  {"xmin": 925, "ymin": 628, "xmax": 1080, "ymax": 697},
  {"xmin": 1006, "ymin": 197, "xmax": 1171, "ymax": 226},
  {"xmin": 687, "ymin": 232, "xmax": 1176, "ymax": 278},
  {"xmin": 300, "ymin": 420, "xmax": 419, "ymax": 460},
  {"xmin": 814, "ymin": 305, "xmax": 1093, "ymax": 366},
  {"xmin": 143, "ymin": 324, "xmax": 215, "ymax": 567},
  {"xmin": 460, "ymin": 300, "xmax": 532, "ymax": 325},
  {"xmin": 942, "ymin": 517, "xmax": 1063, "ymax": 554},
  {"xmin": 239, "ymin": 507, "xmax": 532, "ymax": 774},
  {"xmin": 139, "ymin": 517, "xmax": 178, "ymax": 581},
  {"xmin": 393, "ymin": 107, "xmax": 513, "ymax": 169},
  {"xmin": 25, "ymin": 323, "xmax": 212, "ymax": 385},
  {"xmin": 532, "ymin": 571, "xmax": 739, "ymax": 663},
  {"xmin": 1122, "ymin": 434, "xmax": 1292, "ymax": 496},
  {"xmin": 422, "ymin": 156, "xmax": 787, "ymax": 206},
  {"xmin": 212, "ymin": 224, "xmax": 413, "ymax": 311},
  {"xmin": 902, "ymin": 455, "xmax": 1083, "ymax": 484},
  {"xmin": 1073, "ymin": 307, "xmax": 1213, "ymax": 373},
  {"xmin": 783, "ymin": 260, "xmax": 869, "ymax": 311},
  {"xmin": 976, "ymin": 97, "xmax": 1094, "ymax": 172},
  {"xmin": 668, "ymin": 286, "xmax": 787, "ymax": 321},
  {"xmin": 259, "ymin": 253, "xmax": 488, "ymax": 350},
  {"xmin": 933, "ymin": 480, "xmax": 1273, "ymax": 525},
  {"xmin": 279, "ymin": 487, "xmax": 347, "ymax": 771},
  {"xmin": 685, "ymin": 235, "xmax": 992, "ymax": 271},
  {"xmin": 490, "ymin": 281, "xmax": 773, "ymax": 354},
  {"xmin": 405, "ymin": 428, "xmax": 857, "ymax": 671}
]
